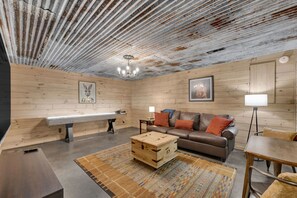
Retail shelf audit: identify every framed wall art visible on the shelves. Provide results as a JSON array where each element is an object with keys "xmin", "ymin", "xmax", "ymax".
[
  {"xmin": 79, "ymin": 81, "xmax": 96, "ymax": 104},
  {"xmin": 189, "ymin": 76, "xmax": 214, "ymax": 102}
]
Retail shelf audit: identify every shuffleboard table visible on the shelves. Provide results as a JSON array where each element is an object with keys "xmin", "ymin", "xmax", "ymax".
[{"xmin": 46, "ymin": 112, "xmax": 117, "ymax": 142}]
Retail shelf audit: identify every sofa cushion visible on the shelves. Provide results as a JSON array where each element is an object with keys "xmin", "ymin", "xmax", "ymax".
[
  {"xmin": 199, "ymin": 113, "xmax": 229, "ymax": 131},
  {"xmin": 206, "ymin": 116, "xmax": 233, "ymax": 136},
  {"xmin": 162, "ymin": 109, "xmax": 175, "ymax": 119},
  {"xmin": 175, "ymin": 120, "xmax": 194, "ymax": 131},
  {"xmin": 147, "ymin": 125, "xmax": 171, "ymax": 133},
  {"xmin": 167, "ymin": 129, "xmax": 192, "ymax": 139},
  {"xmin": 154, "ymin": 112, "xmax": 169, "ymax": 127},
  {"xmin": 188, "ymin": 131, "xmax": 227, "ymax": 148},
  {"xmin": 169, "ymin": 111, "xmax": 181, "ymax": 127},
  {"xmin": 180, "ymin": 112, "xmax": 200, "ymax": 131}
]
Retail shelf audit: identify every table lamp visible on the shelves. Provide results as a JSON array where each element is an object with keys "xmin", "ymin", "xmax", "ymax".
[
  {"xmin": 149, "ymin": 106, "xmax": 155, "ymax": 120},
  {"xmin": 245, "ymin": 94, "xmax": 268, "ymax": 143}
]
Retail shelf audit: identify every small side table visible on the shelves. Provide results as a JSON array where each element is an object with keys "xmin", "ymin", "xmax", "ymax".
[{"xmin": 139, "ymin": 119, "xmax": 154, "ymax": 134}]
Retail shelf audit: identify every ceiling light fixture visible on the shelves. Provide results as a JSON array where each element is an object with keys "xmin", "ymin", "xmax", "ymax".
[
  {"xmin": 117, "ymin": 55, "xmax": 139, "ymax": 78},
  {"xmin": 279, "ymin": 56, "xmax": 289, "ymax": 64}
]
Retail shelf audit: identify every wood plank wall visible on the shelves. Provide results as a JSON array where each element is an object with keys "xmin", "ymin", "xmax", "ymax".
[
  {"xmin": 2, "ymin": 64, "xmax": 132, "ymax": 149},
  {"xmin": 2, "ymin": 50, "xmax": 296, "ymax": 150},
  {"xmin": 131, "ymin": 50, "xmax": 297, "ymax": 150}
]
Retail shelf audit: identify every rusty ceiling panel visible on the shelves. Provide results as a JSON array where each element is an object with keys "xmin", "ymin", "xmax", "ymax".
[{"xmin": 1, "ymin": 0, "xmax": 297, "ymax": 80}]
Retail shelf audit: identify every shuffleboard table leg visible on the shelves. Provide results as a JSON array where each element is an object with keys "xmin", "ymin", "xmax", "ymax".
[
  {"xmin": 65, "ymin": 123, "xmax": 74, "ymax": 143},
  {"xmin": 107, "ymin": 119, "xmax": 116, "ymax": 134}
]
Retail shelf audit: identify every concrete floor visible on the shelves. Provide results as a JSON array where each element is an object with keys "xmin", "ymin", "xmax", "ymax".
[{"xmin": 11, "ymin": 127, "xmax": 293, "ymax": 198}]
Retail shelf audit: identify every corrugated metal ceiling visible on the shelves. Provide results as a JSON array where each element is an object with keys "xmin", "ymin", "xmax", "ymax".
[{"xmin": 0, "ymin": 0, "xmax": 297, "ymax": 79}]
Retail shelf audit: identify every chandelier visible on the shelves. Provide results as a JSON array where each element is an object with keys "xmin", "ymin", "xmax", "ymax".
[{"xmin": 117, "ymin": 55, "xmax": 139, "ymax": 78}]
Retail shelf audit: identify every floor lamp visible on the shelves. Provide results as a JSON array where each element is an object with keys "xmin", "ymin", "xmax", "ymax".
[{"xmin": 245, "ymin": 94, "xmax": 268, "ymax": 143}]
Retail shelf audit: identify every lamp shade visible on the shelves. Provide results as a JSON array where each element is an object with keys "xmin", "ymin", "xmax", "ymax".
[
  {"xmin": 245, "ymin": 94, "xmax": 268, "ymax": 107},
  {"xmin": 149, "ymin": 106, "xmax": 155, "ymax": 113}
]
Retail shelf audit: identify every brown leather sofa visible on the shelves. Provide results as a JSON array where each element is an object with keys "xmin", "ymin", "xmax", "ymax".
[{"xmin": 147, "ymin": 111, "xmax": 238, "ymax": 161}]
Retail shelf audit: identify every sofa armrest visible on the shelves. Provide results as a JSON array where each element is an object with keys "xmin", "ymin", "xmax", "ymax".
[{"xmin": 222, "ymin": 126, "xmax": 238, "ymax": 140}]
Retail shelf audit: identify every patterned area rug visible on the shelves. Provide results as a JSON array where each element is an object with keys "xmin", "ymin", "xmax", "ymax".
[{"xmin": 75, "ymin": 143, "xmax": 236, "ymax": 198}]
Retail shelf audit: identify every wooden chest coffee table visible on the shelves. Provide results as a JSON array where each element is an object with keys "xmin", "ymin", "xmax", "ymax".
[{"xmin": 131, "ymin": 132, "xmax": 179, "ymax": 169}]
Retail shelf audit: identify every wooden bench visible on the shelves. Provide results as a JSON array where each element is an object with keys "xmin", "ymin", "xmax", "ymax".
[{"xmin": 46, "ymin": 113, "xmax": 117, "ymax": 142}]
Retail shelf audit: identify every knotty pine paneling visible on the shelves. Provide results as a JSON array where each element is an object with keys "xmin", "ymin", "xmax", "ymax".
[
  {"xmin": 131, "ymin": 51, "xmax": 297, "ymax": 150},
  {"xmin": 3, "ymin": 51, "xmax": 297, "ymax": 150},
  {"xmin": 2, "ymin": 64, "xmax": 132, "ymax": 150}
]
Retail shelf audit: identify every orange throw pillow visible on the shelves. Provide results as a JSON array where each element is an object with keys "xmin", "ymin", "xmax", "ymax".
[
  {"xmin": 154, "ymin": 112, "xmax": 169, "ymax": 127},
  {"xmin": 175, "ymin": 120, "xmax": 194, "ymax": 131},
  {"xmin": 206, "ymin": 116, "xmax": 233, "ymax": 136}
]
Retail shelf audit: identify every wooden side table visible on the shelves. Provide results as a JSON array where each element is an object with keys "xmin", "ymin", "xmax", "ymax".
[{"xmin": 139, "ymin": 119, "xmax": 154, "ymax": 134}]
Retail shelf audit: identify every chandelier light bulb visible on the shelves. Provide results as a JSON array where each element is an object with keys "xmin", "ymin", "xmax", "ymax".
[
  {"xmin": 122, "ymin": 70, "xmax": 126, "ymax": 75},
  {"xmin": 133, "ymin": 70, "xmax": 136, "ymax": 75},
  {"xmin": 136, "ymin": 67, "xmax": 139, "ymax": 72},
  {"xmin": 117, "ymin": 67, "xmax": 121, "ymax": 73},
  {"xmin": 126, "ymin": 65, "xmax": 130, "ymax": 70}
]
